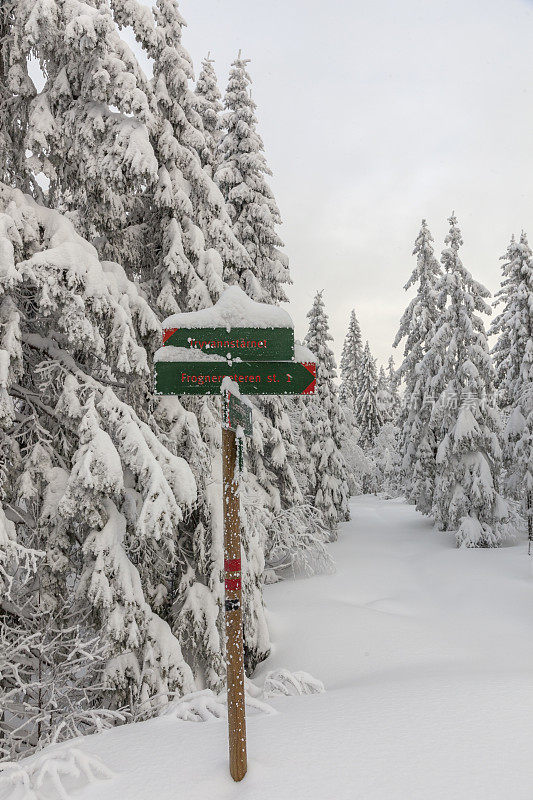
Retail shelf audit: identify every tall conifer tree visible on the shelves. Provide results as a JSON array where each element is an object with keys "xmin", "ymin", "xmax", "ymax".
[
  {"xmin": 195, "ymin": 54, "xmax": 223, "ymax": 175},
  {"xmin": 216, "ymin": 54, "xmax": 311, "ymax": 581},
  {"xmin": 301, "ymin": 292, "xmax": 350, "ymax": 534},
  {"xmin": 394, "ymin": 220, "xmax": 442, "ymax": 513},
  {"xmin": 339, "ymin": 309, "xmax": 363, "ymax": 411},
  {"xmin": 355, "ymin": 342, "xmax": 383, "ymax": 449},
  {"xmin": 216, "ymin": 54, "xmax": 290, "ymax": 303},
  {"xmin": 431, "ymin": 214, "xmax": 508, "ymax": 546},
  {"xmin": 0, "ymin": 185, "xmax": 197, "ymax": 739},
  {"xmin": 490, "ymin": 233, "xmax": 533, "ymax": 542}
]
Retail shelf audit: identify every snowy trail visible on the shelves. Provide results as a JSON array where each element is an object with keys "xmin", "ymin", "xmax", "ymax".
[{"xmin": 12, "ymin": 497, "xmax": 533, "ymax": 800}]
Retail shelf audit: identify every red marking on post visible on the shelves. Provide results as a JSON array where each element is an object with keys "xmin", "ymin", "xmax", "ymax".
[
  {"xmin": 301, "ymin": 362, "xmax": 316, "ymax": 395},
  {"xmin": 225, "ymin": 577, "xmax": 241, "ymax": 591},
  {"xmin": 162, "ymin": 327, "xmax": 178, "ymax": 345},
  {"xmin": 225, "ymin": 558, "xmax": 241, "ymax": 572}
]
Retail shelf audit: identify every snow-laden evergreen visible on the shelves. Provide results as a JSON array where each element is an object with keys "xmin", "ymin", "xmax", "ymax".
[
  {"xmin": 393, "ymin": 220, "xmax": 442, "ymax": 513},
  {"xmin": 369, "ymin": 423, "xmax": 402, "ymax": 497},
  {"xmin": 430, "ymin": 214, "xmax": 508, "ymax": 546},
  {"xmin": 16, "ymin": 0, "xmax": 157, "ymax": 246},
  {"xmin": 0, "ymin": 2, "xmax": 34, "ymax": 193},
  {"xmin": 490, "ymin": 233, "xmax": 533, "ymax": 541},
  {"xmin": 377, "ymin": 365, "xmax": 394, "ymax": 424},
  {"xmin": 491, "ymin": 233, "xmax": 533, "ymax": 413},
  {"xmin": 354, "ymin": 342, "xmax": 383, "ymax": 449},
  {"xmin": 300, "ymin": 292, "xmax": 350, "ymax": 534},
  {"xmin": 387, "ymin": 356, "xmax": 401, "ymax": 423},
  {"xmin": 195, "ymin": 54, "xmax": 223, "ymax": 176},
  {"xmin": 0, "ymin": 186, "xmax": 198, "ymax": 754},
  {"xmin": 213, "ymin": 53, "xmax": 314, "ymax": 585},
  {"xmin": 339, "ymin": 309, "xmax": 363, "ymax": 411},
  {"xmin": 216, "ymin": 54, "xmax": 290, "ymax": 303},
  {"xmin": 37, "ymin": 0, "xmax": 269, "ymax": 686}
]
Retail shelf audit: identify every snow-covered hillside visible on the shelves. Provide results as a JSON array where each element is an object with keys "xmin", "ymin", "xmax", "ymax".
[{"xmin": 4, "ymin": 496, "xmax": 533, "ymax": 800}]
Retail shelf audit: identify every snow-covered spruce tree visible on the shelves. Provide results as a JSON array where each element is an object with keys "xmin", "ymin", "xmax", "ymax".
[
  {"xmin": 491, "ymin": 233, "xmax": 533, "ymax": 414},
  {"xmin": 13, "ymin": 0, "xmax": 158, "ymax": 251},
  {"xmin": 195, "ymin": 54, "xmax": 223, "ymax": 176},
  {"xmin": 215, "ymin": 54, "xmax": 317, "ymax": 582},
  {"xmin": 0, "ymin": 1, "xmax": 36, "ymax": 193},
  {"xmin": 140, "ymin": 2, "xmax": 271, "ymax": 679},
  {"xmin": 19, "ymin": 0, "xmax": 266, "ymax": 686},
  {"xmin": 0, "ymin": 187, "xmax": 199, "ymax": 751},
  {"xmin": 490, "ymin": 232, "xmax": 533, "ymax": 540},
  {"xmin": 387, "ymin": 356, "xmax": 401, "ymax": 423},
  {"xmin": 393, "ymin": 220, "xmax": 442, "ymax": 513},
  {"xmin": 370, "ymin": 423, "xmax": 402, "ymax": 497},
  {"xmin": 339, "ymin": 309, "xmax": 363, "ymax": 411},
  {"xmin": 216, "ymin": 54, "xmax": 291, "ymax": 303},
  {"xmin": 354, "ymin": 342, "xmax": 383, "ymax": 451},
  {"xmin": 431, "ymin": 214, "xmax": 508, "ymax": 546},
  {"xmin": 300, "ymin": 292, "xmax": 350, "ymax": 534},
  {"xmin": 377, "ymin": 365, "xmax": 394, "ymax": 423}
]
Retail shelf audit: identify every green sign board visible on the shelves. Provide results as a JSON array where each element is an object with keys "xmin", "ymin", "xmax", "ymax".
[
  {"xmin": 223, "ymin": 390, "xmax": 253, "ymax": 437},
  {"xmin": 162, "ymin": 326, "xmax": 294, "ymax": 361},
  {"xmin": 155, "ymin": 360, "xmax": 316, "ymax": 397}
]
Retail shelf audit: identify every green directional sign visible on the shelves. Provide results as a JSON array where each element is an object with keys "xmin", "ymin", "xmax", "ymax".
[
  {"xmin": 223, "ymin": 390, "xmax": 253, "ymax": 437},
  {"xmin": 162, "ymin": 326, "xmax": 294, "ymax": 361},
  {"xmin": 155, "ymin": 360, "xmax": 316, "ymax": 397}
]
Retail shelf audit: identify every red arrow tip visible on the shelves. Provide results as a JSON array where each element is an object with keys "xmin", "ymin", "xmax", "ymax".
[
  {"xmin": 163, "ymin": 327, "xmax": 178, "ymax": 345},
  {"xmin": 302, "ymin": 362, "xmax": 316, "ymax": 395}
]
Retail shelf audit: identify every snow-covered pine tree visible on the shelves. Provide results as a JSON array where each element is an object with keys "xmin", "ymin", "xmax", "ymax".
[
  {"xmin": 431, "ymin": 214, "xmax": 508, "ymax": 546},
  {"xmin": 490, "ymin": 232, "xmax": 533, "ymax": 542},
  {"xmin": 0, "ymin": 185, "xmax": 197, "ymax": 752},
  {"xmin": 216, "ymin": 54, "xmax": 291, "ymax": 303},
  {"xmin": 108, "ymin": 0, "xmax": 271, "ymax": 683},
  {"xmin": 377, "ymin": 365, "xmax": 393, "ymax": 423},
  {"xmin": 393, "ymin": 220, "xmax": 442, "ymax": 513},
  {"xmin": 0, "ymin": 1, "xmax": 36, "ymax": 193},
  {"xmin": 215, "ymin": 53, "xmax": 318, "ymax": 584},
  {"xmin": 15, "ymin": 0, "xmax": 158, "ymax": 250},
  {"xmin": 339, "ymin": 309, "xmax": 363, "ymax": 411},
  {"xmin": 147, "ymin": 4, "xmax": 274, "ymax": 679},
  {"xmin": 387, "ymin": 355, "xmax": 401, "ymax": 423},
  {"xmin": 491, "ymin": 233, "xmax": 532, "ymax": 414},
  {"xmin": 14, "ymin": 0, "xmax": 268, "ymax": 688},
  {"xmin": 195, "ymin": 54, "xmax": 223, "ymax": 176},
  {"xmin": 354, "ymin": 342, "xmax": 383, "ymax": 450},
  {"xmin": 301, "ymin": 292, "xmax": 350, "ymax": 534},
  {"xmin": 370, "ymin": 423, "xmax": 402, "ymax": 497}
]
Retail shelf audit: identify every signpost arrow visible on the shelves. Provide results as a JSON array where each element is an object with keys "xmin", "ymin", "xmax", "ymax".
[
  {"xmin": 162, "ymin": 326, "xmax": 294, "ymax": 361},
  {"xmin": 154, "ymin": 360, "xmax": 316, "ymax": 397}
]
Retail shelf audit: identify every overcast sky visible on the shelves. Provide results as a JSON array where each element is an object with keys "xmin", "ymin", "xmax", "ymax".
[{"xmin": 140, "ymin": 0, "xmax": 533, "ymax": 366}]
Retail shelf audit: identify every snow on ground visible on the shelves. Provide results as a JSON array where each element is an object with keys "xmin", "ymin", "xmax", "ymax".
[{"xmin": 5, "ymin": 496, "xmax": 533, "ymax": 800}]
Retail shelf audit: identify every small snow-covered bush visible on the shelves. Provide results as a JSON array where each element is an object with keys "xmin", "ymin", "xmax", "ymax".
[
  {"xmin": 159, "ymin": 687, "xmax": 275, "ymax": 722},
  {"xmin": 265, "ymin": 504, "xmax": 334, "ymax": 579},
  {"xmin": 0, "ymin": 747, "xmax": 112, "ymax": 800},
  {"xmin": 263, "ymin": 669, "xmax": 325, "ymax": 698}
]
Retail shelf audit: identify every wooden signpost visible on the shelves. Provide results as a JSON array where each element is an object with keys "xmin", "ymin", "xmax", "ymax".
[{"xmin": 155, "ymin": 290, "xmax": 316, "ymax": 783}]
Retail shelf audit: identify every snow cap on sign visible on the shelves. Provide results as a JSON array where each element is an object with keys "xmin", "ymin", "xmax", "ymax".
[
  {"xmin": 294, "ymin": 343, "xmax": 316, "ymax": 363},
  {"xmin": 162, "ymin": 286, "xmax": 293, "ymax": 330}
]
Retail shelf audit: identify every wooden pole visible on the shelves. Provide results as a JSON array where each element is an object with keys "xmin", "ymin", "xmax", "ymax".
[{"xmin": 222, "ymin": 427, "xmax": 247, "ymax": 782}]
